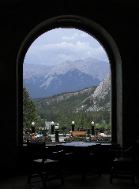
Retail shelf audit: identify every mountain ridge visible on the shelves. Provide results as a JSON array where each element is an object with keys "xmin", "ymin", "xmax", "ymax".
[{"xmin": 24, "ymin": 57, "xmax": 110, "ymax": 98}]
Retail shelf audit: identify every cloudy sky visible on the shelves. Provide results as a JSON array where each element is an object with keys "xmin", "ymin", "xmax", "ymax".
[{"xmin": 24, "ymin": 28, "xmax": 109, "ymax": 66}]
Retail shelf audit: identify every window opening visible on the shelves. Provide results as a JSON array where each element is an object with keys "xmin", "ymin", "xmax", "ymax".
[{"xmin": 23, "ymin": 28, "xmax": 111, "ymax": 144}]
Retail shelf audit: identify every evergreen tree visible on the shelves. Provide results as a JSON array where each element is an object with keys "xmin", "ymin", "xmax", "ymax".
[{"xmin": 23, "ymin": 87, "xmax": 41, "ymax": 130}]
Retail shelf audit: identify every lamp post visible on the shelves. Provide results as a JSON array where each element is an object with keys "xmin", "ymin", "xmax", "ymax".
[
  {"xmin": 51, "ymin": 121, "xmax": 55, "ymax": 134},
  {"xmin": 31, "ymin": 121, "xmax": 35, "ymax": 133},
  {"xmin": 91, "ymin": 121, "xmax": 95, "ymax": 135},
  {"xmin": 71, "ymin": 121, "xmax": 75, "ymax": 131},
  {"xmin": 55, "ymin": 123, "xmax": 59, "ymax": 142}
]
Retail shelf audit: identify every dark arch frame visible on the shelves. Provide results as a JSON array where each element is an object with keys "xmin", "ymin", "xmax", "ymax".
[{"xmin": 17, "ymin": 15, "xmax": 122, "ymax": 146}]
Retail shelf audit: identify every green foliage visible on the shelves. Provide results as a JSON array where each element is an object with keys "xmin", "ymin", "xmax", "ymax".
[
  {"xmin": 95, "ymin": 122, "xmax": 111, "ymax": 132},
  {"xmin": 34, "ymin": 87, "xmax": 111, "ymax": 132},
  {"xmin": 23, "ymin": 87, "xmax": 42, "ymax": 129}
]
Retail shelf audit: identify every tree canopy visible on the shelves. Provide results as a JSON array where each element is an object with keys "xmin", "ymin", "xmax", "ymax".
[{"xmin": 23, "ymin": 87, "xmax": 42, "ymax": 130}]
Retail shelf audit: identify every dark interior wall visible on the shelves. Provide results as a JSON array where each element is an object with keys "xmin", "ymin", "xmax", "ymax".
[{"xmin": 0, "ymin": 0, "xmax": 139, "ymax": 170}]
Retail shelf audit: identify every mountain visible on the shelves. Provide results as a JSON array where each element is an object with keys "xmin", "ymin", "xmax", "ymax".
[
  {"xmin": 23, "ymin": 57, "xmax": 110, "ymax": 98},
  {"xmin": 34, "ymin": 74, "xmax": 111, "ymax": 125},
  {"xmin": 84, "ymin": 74, "xmax": 111, "ymax": 112},
  {"xmin": 23, "ymin": 63, "xmax": 52, "ymax": 79}
]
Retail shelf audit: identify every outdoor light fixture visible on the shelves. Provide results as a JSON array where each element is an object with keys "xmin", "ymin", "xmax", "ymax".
[
  {"xmin": 91, "ymin": 121, "xmax": 94, "ymax": 126},
  {"xmin": 71, "ymin": 121, "xmax": 75, "ymax": 125},
  {"xmin": 31, "ymin": 121, "xmax": 35, "ymax": 133},
  {"xmin": 51, "ymin": 121, "xmax": 55, "ymax": 134},
  {"xmin": 51, "ymin": 121, "xmax": 54, "ymax": 125},
  {"xmin": 91, "ymin": 121, "xmax": 95, "ymax": 135},
  {"xmin": 31, "ymin": 121, "xmax": 35, "ymax": 126},
  {"xmin": 71, "ymin": 121, "xmax": 75, "ymax": 131},
  {"xmin": 55, "ymin": 123, "xmax": 59, "ymax": 142}
]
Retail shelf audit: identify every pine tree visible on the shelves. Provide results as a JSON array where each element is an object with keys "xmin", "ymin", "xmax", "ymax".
[{"xmin": 23, "ymin": 87, "xmax": 40, "ymax": 130}]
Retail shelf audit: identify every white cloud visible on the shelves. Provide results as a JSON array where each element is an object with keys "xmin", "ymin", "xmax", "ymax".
[
  {"xmin": 25, "ymin": 28, "xmax": 109, "ymax": 66},
  {"xmin": 62, "ymin": 36, "xmax": 75, "ymax": 41}
]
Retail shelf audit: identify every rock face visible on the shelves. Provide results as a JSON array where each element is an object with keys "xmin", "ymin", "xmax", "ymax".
[{"xmin": 86, "ymin": 74, "xmax": 111, "ymax": 112}]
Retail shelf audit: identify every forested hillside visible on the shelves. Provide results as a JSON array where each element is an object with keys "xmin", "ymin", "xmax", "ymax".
[{"xmin": 34, "ymin": 74, "xmax": 111, "ymax": 131}]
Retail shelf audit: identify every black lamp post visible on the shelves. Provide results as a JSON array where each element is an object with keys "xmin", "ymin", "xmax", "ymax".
[
  {"xmin": 71, "ymin": 121, "xmax": 75, "ymax": 131},
  {"xmin": 55, "ymin": 123, "xmax": 59, "ymax": 142},
  {"xmin": 51, "ymin": 121, "xmax": 55, "ymax": 134},
  {"xmin": 91, "ymin": 121, "xmax": 95, "ymax": 135},
  {"xmin": 31, "ymin": 121, "xmax": 35, "ymax": 133}
]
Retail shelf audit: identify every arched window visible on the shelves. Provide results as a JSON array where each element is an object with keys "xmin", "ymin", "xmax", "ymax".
[{"xmin": 17, "ymin": 15, "xmax": 122, "ymax": 146}]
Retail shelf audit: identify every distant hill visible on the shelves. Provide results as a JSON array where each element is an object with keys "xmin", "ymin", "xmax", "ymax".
[
  {"xmin": 24, "ymin": 57, "xmax": 110, "ymax": 98},
  {"xmin": 34, "ymin": 87, "xmax": 96, "ymax": 121}
]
